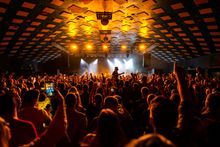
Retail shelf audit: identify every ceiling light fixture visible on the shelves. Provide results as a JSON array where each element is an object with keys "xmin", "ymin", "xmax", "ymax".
[{"xmin": 96, "ymin": 11, "xmax": 112, "ymax": 26}]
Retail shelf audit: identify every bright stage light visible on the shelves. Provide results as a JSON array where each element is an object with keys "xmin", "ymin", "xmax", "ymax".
[
  {"xmin": 124, "ymin": 59, "xmax": 134, "ymax": 70},
  {"xmin": 93, "ymin": 59, "xmax": 98, "ymax": 64},
  {"xmin": 107, "ymin": 59, "xmax": 114, "ymax": 71},
  {"xmin": 114, "ymin": 58, "xmax": 123, "ymax": 70},
  {"xmin": 80, "ymin": 59, "xmax": 98, "ymax": 74},
  {"xmin": 107, "ymin": 58, "xmax": 134, "ymax": 73},
  {"xmin": 80, "ymin": 59, "xmax": 87, "ymax": 65},
  {"xmin": 89, "ymin": 59, "xmax": 98, "ymax": 73},
  {"xmin": 80, "ymin": 59, "xmax": 89, "ymax": 74}
]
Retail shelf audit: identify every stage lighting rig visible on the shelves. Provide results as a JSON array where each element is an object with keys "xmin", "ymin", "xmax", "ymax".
[{"xmin": 96, "ymin": 12, "xmax": 112, "ymax": 25}]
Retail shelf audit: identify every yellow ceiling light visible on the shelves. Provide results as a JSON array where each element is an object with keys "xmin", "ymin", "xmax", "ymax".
[
  {"xmin": 121, "ymin": 45, "xmax": 127, "ymax": 51},
  {"xmin": 102, "ymin": 43, "xmax": 109, "ymax": 51},
  {"xmin": 139, "ymin": 44, "xmax": 146, "ymax": 52},
  {"xmin": 86, "ymin": 44, "xmax": 93, "ymax": 50},
  {"xmin": 71, "ymin": 44, "xmax": 78, "ymax": 52}
]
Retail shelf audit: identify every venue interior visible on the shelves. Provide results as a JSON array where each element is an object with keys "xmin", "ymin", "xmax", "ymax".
[{"xmin": 1, "ymin": 1, "xmax": 220, "ymax": 147}]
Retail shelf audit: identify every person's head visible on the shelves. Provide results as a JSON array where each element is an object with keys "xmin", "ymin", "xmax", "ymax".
[
  {"xmin": 57, "ymin": 82, "xmax": 66, "ymax": 90},
  {"xmin": 97, "ymin": 109, "xmax": 120, "ymax": 133},
  {"xmin": 133, "ymin": 83, "xmax": 139, "ymax": 90},
  {"xmin": 94, "ymin": 93, "xmax": 103, "ymax": 106},
  {"xmin": 65, "ymin": 93, "xmax": 77, "ymax": 108},
  {"xmin": 68, "ymin": 86, "xmax": 78, "ymax": 93},
  {"xmin": 204, "ymin": 92, "xmax": 220, "ymax": 114},
  {"xmin": 96, "ymin": 87, "xmax": 103, "ymax": 95},
  {"xmin": 114, "ymin": 95, "xmax": 122, "ymax": 105},
  {"xmin": 39, "ymin": 92, "xmax": 47, "ymax": 102},
  {"xmin": 126, "ymin": 133, "xmax": 176, "ymax": 147},
  {"xmin": 0, "ymin": 91, "xmax": 17, "ymax": 119},
  {"xmin": 68, "ymin": 86, "xmax": 83, "ymax": 108},
  {"xmin": 0, "ymin": 117, "xmax": 11, "ymax": 147},
  {"xmin": 141, "ymin": 87, "xmax": 149, "ymax": 99},
  {"xmin": 124, "ymin": 80, "xmax": 130, "ymax": 87},
  {"xmin": 115, "ymin": 67, "xmax": 119, "ymax": 71},
  {"xmin": 82, "ymin": 84, "xmax": 89, "ymax": 92},
  {"xmin": 146, "ymin": 94, "xmax": 156, "ymax": 106},
  {"xmin": 104, "ymin": 96, "xmax": 119, "ymax": 111},
  {"xmin": 149, "ymin": 97, "xmax": 177, "ymax": 131},
  {"xmin": 142, "ymin": 76, "xmax": 147, "ymax": 83},
  {"xmin": 22, "ymin": 89, "xmax": 40, "ymax": 107},
  {"xmin": 88, "ymin": 80, "xmax": 94, "ymax": 89},
  {"xmin": 96, "ymin": 109, "xmax": 124, "ymax": 146}
]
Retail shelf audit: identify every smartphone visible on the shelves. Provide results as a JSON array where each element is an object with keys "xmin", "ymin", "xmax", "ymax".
[{"xmin": 45, "ymin": 83, "xmax": 55, "ymax": 97}]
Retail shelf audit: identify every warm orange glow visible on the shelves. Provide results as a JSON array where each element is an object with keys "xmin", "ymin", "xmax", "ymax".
[
  {"xmin": 71, "ymin": 44, "xmax": 78, "ymax": 51},
  {"xmin": 122, "ymin": 25, "xmax": 130, "ymax": 33},
  {"xmin": 86, "ymin": 44, "xmax": 93, "ymax": 50},
  {"xmin": 139, "ymin": 26, "xmax": 148, "ymax": 38},
  {"xmin": 102, "ymin": 44, "xmax": 109, "ymax": 51},
  {"xmin": 139, "ymin": 44, "xmax": 146, "ymax": 52},
  {"xmin": 68, "ymin": 22, "xmax": 77, "ymax": 37},
  {"xmin": 83, "ymin": 25, "xmax": 93, "ymax": 35},
  {"xmin": 121, "ymin": 45, "xmax": 127, "ymax": 51}
]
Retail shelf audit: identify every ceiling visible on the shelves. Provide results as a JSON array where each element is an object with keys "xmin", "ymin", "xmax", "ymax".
[{"xmin": 0, "ymin": 0, "xmax": 220, "ymax": 64}]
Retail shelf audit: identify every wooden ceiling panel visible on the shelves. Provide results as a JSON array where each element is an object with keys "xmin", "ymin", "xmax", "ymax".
[
  {"xmin": 31, "ymin": 21, "xmax": 41, "ymax": 26},
  {"xmin": 199, "ymin": 8, "xmax": 213, "ymax": 15},
  {"xmin": 22, "ymin": 2, "xmax": 36, "ymax": 9},
  {"xmin": 194, "ymin": 0, "xmax": 209, "ymax": 5},
  {"xmin": 12, "ymin": 18, "xmax": 23, "ymax": 24},
  {"xmin": 43, "ymin": 7, "xmax": 55, "ymax": 14},
  {"xmin": 152, "ymin": 8, "xmax": 165, "ymax": 14},
  {"xmin": 51, "ymin": 0, "xmax": 64, "ymax": 6},
  {"xmin": 171, "ymin": 3, "xmax": 184, "ymax": 10},
  {"xmin": 178, "ymin": 12, "xmax": 190, "ymax": 18},
  {"xmin": 0, "ymin": 0, "xmax": 219, "ymax": 63},
  {"xmin": 36, "ymin": 14, "xmax": 48, "ymax": 20},
  {"xmin": 26, "ymin": 27, "xmax": 36, "ymax": 31},
  {"xmin": 16, "ymin": 11, "xmax": 29, "ymax": 17}
]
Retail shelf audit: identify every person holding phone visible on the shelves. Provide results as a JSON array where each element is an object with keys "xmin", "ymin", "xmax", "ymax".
[
  {"xmin": 18, "ymin": 90, "xmax": 52, "ymax": 135},
  {"xmin": 45, "ymin": 83, "xmax": 55, "ymax": 97}
]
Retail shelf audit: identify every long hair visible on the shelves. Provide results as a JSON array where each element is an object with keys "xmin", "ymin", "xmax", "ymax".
[
  {"xmin": 0, "ymin": 117, "xmax": 11, "ymax": 147},
  {"xmin": 95, "ymin": 109, "xmax": 126, "ymax": 147}
]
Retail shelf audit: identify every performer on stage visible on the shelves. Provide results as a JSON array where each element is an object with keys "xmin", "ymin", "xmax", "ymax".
[{"xmin": 112, "ymin": 67, "xmax": 124, "ymax": 86}]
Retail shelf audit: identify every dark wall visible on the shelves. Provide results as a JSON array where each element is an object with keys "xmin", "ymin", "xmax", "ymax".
[
  {"xmin": 0, "ymin": 55, "xmax": 25, "ymax": 74},
  {"xmin": 179, "ymin": 53, "xmax": 220, "ymax": 69},
  {"xmin": 35, "ymin": 53, "xmax": 220, "ymax": 74},
  {"xmin": 151, "ymin": 56, "xmax": 173, "ymax": 73}
]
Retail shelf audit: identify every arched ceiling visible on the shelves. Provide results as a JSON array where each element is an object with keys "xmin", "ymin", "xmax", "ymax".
[{"xmin": 0, "ymin": 0, "xmax": 220, "ymax": 63}]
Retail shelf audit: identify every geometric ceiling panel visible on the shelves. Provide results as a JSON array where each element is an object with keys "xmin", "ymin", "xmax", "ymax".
[{"xmin": 0, "ymin": 0, "xmax": 219, "ymax": 63}]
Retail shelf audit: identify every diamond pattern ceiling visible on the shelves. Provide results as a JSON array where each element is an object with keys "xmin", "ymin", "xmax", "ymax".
[{"xmin": 0, "ymin": 0, "xmax": 220, "ymax": 63}]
